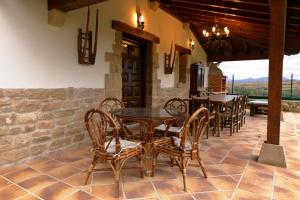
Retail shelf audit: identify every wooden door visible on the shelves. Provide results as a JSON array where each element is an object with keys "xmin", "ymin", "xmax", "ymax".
[{"xmin": 121, "ymin": 39, "xmax": 145, "ymax": 107}]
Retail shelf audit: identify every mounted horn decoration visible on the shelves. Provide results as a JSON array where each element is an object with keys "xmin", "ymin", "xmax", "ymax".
[
  {"xmin": 78, "ymin": 7, "xmax": 99, "ymax": 65},
  {"xmin": 164, "ymin": 42, "xmax": 177, "ymax": 74}
]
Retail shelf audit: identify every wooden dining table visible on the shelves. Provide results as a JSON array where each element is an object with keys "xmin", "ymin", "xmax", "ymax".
[
  {"xmin": 112, "ymin": 107, "xmax": 182, "ymax": 176},
  {"xmin": 192, "ymin": 95, "xmax": 238, "ymax": 137}
]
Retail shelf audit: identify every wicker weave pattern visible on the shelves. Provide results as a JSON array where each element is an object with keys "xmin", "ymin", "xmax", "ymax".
[
  {"xmin": 153, "ymin": 107, "xmax": 209, "ymax": 192},
  {"xmin": 84, "ymin": 108, "xmax": 144, "ymax": 197}
]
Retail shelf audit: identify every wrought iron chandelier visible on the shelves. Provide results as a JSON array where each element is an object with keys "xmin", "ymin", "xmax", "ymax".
[
  {"xmin": 202, "ymin": 25, "xmax": 230, "ymax": 38},
  {"xmin": 202, "ymin": 25, "xmax": 230, "ymax": 50}
]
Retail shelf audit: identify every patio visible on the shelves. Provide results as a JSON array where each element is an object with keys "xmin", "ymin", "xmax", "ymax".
[{"xmin": 0, "ymin": 112, "xmax": 299, "ymax": 200}]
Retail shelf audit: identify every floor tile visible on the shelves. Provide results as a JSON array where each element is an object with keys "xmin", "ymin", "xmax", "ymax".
[
  {"xmin": 18, "ymin": 193, "xmax": 40, "ymax": 200},
  {"xmin": 275, "ymin": 174, "xmax": 300, "ymax": 191},
  {"xmin": 64, "ymin": 190, "xmax": 98, "ymax": 200},
  {"xmin": 232, "ymin": 189, "xmax": 270, "ymax": 200},
  {"xmin": 274, "ymin": 186, "xmax": 300, "ymax": 200},
  {"xmin": 152, "ymin": 179, "xmax": 184, "ymax": 196},
  {"xmin": 91, "ymin": 184, "xmax": 124, "ymax": 200},
  {"xmin": 18, "ymin": 175, "xmax": 57, "ymax": 192},
  {"xmin": 34, "ymin": 182, "xmax": 77, "ymax": 200},
  {"xmin": 30, "ymin": 159, "xmax": 64, "ymax": 172},
  {"xmin": 0, "ymin": 176, "xmax": 11, "ymax": 188},
  {"xmin": 208, "ymin": 175, "xmax": 238, "ymax": 191},
  {"xmin": 123, "ymin": 181, "xmax": 156, "ymax": 199},
  {"xmin": 186, "ymin": 177, "xmax": 217, "ymax": 193},
  {"xmin": 47, "ymin": 164, "xmax": 80, "ymax": 180},
  {"xmin": 64, "ymin": 172, "xmax": 91, "ymax": 187},
  {"xmin": 0, "ymin": 184, "xmax": 26, "ymax": 200},
  {"xmin": 161, "ymin": 194, "xmax": 194, "ymax": 200},
  {"xmin": 193, "ymin": 191, "xmax": 230, "ymax": 200},
  {"xmin": 4, "ymin": 167, "xmax": 40, "ymax": 183}
]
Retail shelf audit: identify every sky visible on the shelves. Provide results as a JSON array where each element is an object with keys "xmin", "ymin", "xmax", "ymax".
[{"xmin": 219, "ymin": 53, "xmax": 300, "ymax": 80}]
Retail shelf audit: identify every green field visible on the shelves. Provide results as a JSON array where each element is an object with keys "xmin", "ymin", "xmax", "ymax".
[{"xmin": 227, "ymin": 80, "xmax": 300, "ymax": 98}]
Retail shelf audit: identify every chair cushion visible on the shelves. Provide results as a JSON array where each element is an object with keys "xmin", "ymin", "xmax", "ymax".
[
  {"xmin": 124, "ymin": 122, "xmax": 140, "ymax": 130},
  {"xmin": 105, "ymin": 138, "xmax": 140, "ymax": 154},
  {"xmin": 155, "ymin": 124, "xmax": 183, "ymax": 133},
  {"xmin": 172, "ymin": 136, "xmax": 192, "ymax": 151}
]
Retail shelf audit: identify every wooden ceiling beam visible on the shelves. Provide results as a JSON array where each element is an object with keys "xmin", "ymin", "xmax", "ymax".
[
  {"xmin": 166, "ymin": 2, "xmax": 269, "ymax": 22},
  {"xmin": 166, "ymin": 0, "xmax": 270, "ymax": 15},
  {"xmin": 48, "ymin": 0, "xmax": 108, "ymax": 11}
]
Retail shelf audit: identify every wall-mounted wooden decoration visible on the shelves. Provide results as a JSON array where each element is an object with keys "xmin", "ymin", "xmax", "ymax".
[
  {"xmin": 78, "ymin": 7, "xmax": 99, "ymax": 65},
  {"xmin": 164, "ymin": 42, "xmax": 176, "ymax": 74}
]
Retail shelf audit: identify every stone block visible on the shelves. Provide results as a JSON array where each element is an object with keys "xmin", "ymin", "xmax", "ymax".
[
  {"xmin": 14, "ymin": 134, "xmax": 30, "ymax": 147},
  {"xmin": 14, "ymin": 100, "xmax": 41, "ymax": 113},
  {"xmin": 75, "ymin": 88, "xmax": 93, "ymax": 99},
  {"xmin": 42, "ymin": 102, "xmax": 62, "ymax": 111},
  {"xmin": 54, "ymin": 109, "xmax": 75, "ymax": 118},
  {"xmin": 2, "ymin": 148, "xmax": 29, "ymax": 163},
  {"xmin": 16, "ymin": 113, "xmax": 37, "ymax": 124},
  {"xmin": 32, "ymin": 130, "xmax": 51, "ymax": 138},
  {"xmin": 49, "ymin": 138, "xmax": 71, "ymax": 151},
  {"xmin": 32, "ymin": 136, "xmax": 51, "ymax": 144},
  {"xmin": 31, "ymin": 144, "xmax": 47, "ymax": 156},
  {"xmin": 37, "ymin": 113, "xmax": 53, "ymax": 120},
  {"xmin": 25, "ymin": 89, "xmax": 50, "ymax": 99},
  {"xmin": 4, "ymin": 89, "xmax": 25, "ymax": 98},
  {"xmin": 37, "ymin": 120, "xmax": 54, "ymax": 129},
  {"xmin": 49, "ymin": 89, "xmax": 67, "ymax": 100},
  {"xmin": 0, "ymin": 127, "xmax": 9, "ymax": 136},
  {"xmin": 52, "ymin": 127, "xmax": 65, "ymax": 138},
  {"xmin": 0, "ymin": 97, "xmax": 10, "ymax": 107},
  {"xmin": 73, "ymin": 134, "xmax": 85, "ymax": 142},
  {"xmin": 55, "ymin": 116, "xmax": 73, "ymax": 126},
  {"xmin": 65, "ymin": 127, "xmax": 81, "ymax": 136},
  {"xmin": 22, "ymin": 124, "xmax": 36, "ymax": 133}
]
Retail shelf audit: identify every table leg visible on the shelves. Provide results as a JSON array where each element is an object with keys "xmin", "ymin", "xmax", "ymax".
[
  {"xmin": 215, "ymin": 104, "xmax": 221, "ymax": 137},
  {"xmin": 145, "ymin": 121, "xmax": 154, "ymax": 177}
]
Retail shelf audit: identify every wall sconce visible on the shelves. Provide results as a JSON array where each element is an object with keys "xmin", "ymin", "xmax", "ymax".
[
  {"xmin": 189, "ymin": 38, "xmax": 195, "ymax": 50},
  {"xmin": 136, "ymin": 10, "xmax": 145, "ymax": 30}
]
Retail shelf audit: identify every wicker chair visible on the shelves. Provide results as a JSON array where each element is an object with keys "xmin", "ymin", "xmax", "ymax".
[
  {"xmin": 191, "ymin": 96, "xmax": 216, "ymax": 138},
  {"xmin": 155, "ymin": 98, "xmax": 188, "ymax": 136},
  {"xmin": 153, "ymin": 107, "xmax": 209, "ymax": 192},
  {"xmin": 84, "ymin": 108, "xmax": 144, "ymax": 197},
  {"xmin": 99, "ymin": 97, "xmax": 140, "ymax": 137}
]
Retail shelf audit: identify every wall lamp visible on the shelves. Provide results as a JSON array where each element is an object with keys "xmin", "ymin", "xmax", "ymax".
[
  {"xmin": 189, "ymin": 38, "xmax": 195, "ymax": 50},
  {"xmin": 136, "ymin": 9, "xmax": 145, "ymax": 30}
]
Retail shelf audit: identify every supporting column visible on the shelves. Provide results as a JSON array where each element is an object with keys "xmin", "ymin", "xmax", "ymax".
[{"xmin": 258, "ymin": 0, "xmax": 287, "ymax": 167}]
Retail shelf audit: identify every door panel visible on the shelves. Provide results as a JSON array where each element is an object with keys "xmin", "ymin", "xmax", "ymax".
[{"xmin": 122, "ymin": 40, "xmax": 145, "ymax": 107}]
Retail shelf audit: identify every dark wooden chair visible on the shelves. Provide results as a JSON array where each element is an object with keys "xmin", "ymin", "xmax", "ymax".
[
  {"xmin": 84, "ymin": 108, "xmax": 144, "ymax": 197},
  {"xmin": 152, "ymin": 107, "xmax": 209, "ymax": 192},
  {"xmin": 191, "ymin": 96, "xmax": 216, "ymax": 138},
  {"xmin": 220, "ymin": 97, "xmax": 239, "ymax": 135},
  {"xmin": 155, "ymin": 98, "xmax": 188, "ymax": 136}
]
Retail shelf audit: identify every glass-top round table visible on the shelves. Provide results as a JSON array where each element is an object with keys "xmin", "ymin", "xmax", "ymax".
[{"xmin": 112, "ymin": 107, "xmax": 184, "ymax": 176}]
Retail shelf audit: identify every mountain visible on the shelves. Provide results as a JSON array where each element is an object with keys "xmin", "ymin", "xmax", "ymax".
[{"xmin": 227, "ymin": 77, "xmax": 291, "ymax": 83}]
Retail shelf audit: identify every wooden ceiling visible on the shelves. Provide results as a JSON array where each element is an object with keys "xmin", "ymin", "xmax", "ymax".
[
  {"xmin": 152, "ymin": 0, "xmax": 300, "ymax": 61},
  {"xmin": 48, "ymin": 0, "xmax": 300, "ymax": 61}
]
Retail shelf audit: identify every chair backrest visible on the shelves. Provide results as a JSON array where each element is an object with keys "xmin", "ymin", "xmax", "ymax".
[
  {"xmin": 164, "ymin": 98, "xmax": 188, "ymax": 115},
  {"xmin": 180, "ymin": 107, "xmax": 209, "ymax": 156},
  {"xmin": 192, "ymin": 96, "xmax": 214, "ymax": 113},
  {"xmin": 85, "ymin": 108, "xmax": 120, "ymax": 157},
  {"xmin": 99, "ymin": 97, "xmax": 125, "ymax": 113}
]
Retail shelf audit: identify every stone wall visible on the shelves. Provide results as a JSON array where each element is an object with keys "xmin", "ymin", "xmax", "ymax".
[
  {"xmin": 0, "ymin": 88, "xmax": 105, "ymax": 168},
  {"xmin": 282, "ymin": 100, "xmax": 300, "ymax": 113}
]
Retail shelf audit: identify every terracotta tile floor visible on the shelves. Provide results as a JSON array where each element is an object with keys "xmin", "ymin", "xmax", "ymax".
[{"xmin": 0, "ymin": 112, "xmax": 300, "ymax": 200}]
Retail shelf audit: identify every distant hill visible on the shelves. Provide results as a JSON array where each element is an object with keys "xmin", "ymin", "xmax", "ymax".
[{"xmin": 227, "ymin": 77, "xmax": 291, "ymax": 83}]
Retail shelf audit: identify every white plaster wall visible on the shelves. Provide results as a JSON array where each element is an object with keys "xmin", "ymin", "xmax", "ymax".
[{"xmin": 0, "ymin": 0, "xmax": 207, "ymax": 89}]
